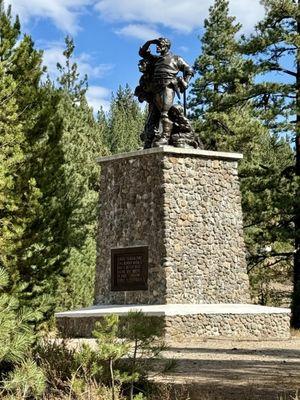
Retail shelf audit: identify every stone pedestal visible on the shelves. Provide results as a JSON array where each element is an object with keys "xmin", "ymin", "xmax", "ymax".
[
  {"xmin": 95, "ymin": 147, "xmax": 250, "ymax": 305},
  {"xmin": 56, "ymin": 147, "xmax": 290, "ymax": 340}
]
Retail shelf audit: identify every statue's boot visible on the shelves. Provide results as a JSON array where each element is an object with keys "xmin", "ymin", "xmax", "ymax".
[
  {"xmin": 142, "ymin": 127, "xmax": 156, "ymax": 149},
  {"xmin": 144, "ymin": 139, "xmax": 153, "ymax": 149},
  {"xmin": 152, "ymin": 118, "xmax": 173, "ymax": 147}
]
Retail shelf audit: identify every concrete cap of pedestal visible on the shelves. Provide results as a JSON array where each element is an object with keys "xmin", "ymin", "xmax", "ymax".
[
  {"xmin": 96, "ymin": 146, "xmax": 243, "ymax": 164},
  {"xmin": 55, "ymin": 303, "xmax": 291, "ymax": 319}
]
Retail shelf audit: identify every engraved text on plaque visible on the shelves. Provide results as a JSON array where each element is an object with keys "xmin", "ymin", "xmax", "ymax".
[{"xmin": 111, "ymin": 246, "xmax": 148, "ymax": 291}]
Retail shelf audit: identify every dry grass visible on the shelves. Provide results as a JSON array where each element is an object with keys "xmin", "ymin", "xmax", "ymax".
[
  {"xmin": 291, "ymin": 329, "xmax": 300, "ymax": 338},
  {"xmin": 278, "ymin": 389, "xmax": 299, "ymax": 400}
]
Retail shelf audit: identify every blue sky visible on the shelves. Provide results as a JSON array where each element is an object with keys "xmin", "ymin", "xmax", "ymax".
[{"xmin": 8, "ymin": 0, "xmax": 266, "ymax": 112}]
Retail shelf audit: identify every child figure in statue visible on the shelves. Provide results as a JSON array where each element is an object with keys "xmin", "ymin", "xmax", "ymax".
[{"xmin": 168, "ymin": 105, "xmax": 202, "ymax": 149}]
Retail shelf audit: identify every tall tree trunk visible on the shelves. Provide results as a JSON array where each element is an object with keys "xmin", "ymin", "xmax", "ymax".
[{"xmin": 292, "ymin": 0, "xmax": 300, "ymax": 328}]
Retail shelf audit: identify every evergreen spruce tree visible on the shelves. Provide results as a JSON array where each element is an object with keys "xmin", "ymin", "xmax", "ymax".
[
  {"xmin": 105, "ymin": 85, "xmax": 144, "ymax": 154},
  {"xmin": 191, "ymin": 0, "xmax": 294, "ymax": 304},
  {"xmin": 241, "ymin": 0, "xmax": 299, "ymax": 324}
]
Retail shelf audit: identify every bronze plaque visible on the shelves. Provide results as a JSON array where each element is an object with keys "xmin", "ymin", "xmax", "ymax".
[{"xmin": 111, "ymin": 246, "xmax": 148, "ymax": 291}]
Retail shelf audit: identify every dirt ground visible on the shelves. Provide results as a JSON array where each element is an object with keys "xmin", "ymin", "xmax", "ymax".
[
  {"xmin": 150, "ymin": 334, "xmax": 300, "ymax": 400},
  {"xmin": 62, "ymin": 333, "xmax": 300, "ymax": 400}
]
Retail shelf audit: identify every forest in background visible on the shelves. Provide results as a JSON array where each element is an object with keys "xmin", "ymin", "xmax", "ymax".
[{"xmin": 0, "ymin": 0, "xmax": 300, "ymax": 396}]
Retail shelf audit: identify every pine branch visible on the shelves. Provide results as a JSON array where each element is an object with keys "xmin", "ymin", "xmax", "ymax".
[
  {"xmin": 247, "ymin": 252, "xmax": 293, "ymax": 273},
  {"xmin": 269, "ymin": 65, "xmax": 297, "ymax": 77}
]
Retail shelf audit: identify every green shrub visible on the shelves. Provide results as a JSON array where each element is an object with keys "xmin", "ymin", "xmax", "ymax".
[
  {"xmin": 0, "ymin": 268, "xmax": 46, "ymax": 398},
  {"xmin": 3, "ymin": 359, "xmax": 45, "ymax": 399}
]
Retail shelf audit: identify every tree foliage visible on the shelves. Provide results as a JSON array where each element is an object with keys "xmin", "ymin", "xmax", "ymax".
[
  {"xmin": 240, "ymin": 0, "xmax": 299, "ymax": 322},
  {"xmin": 190, "ymin": 0, "xmax": 295, "ymax": 304},
  {"xmin": 35, "ymin": 37, "xmax": 107, "ymax": 313},
  {"xmin": 0, "ymin": 2, "xmax": 44, "ymax": 319},
  {"xmin": 104, "ymin": 85, "xmax": 144, "ymax": 154}
]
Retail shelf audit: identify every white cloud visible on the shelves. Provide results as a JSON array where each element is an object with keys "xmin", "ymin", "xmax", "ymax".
[
  {"xmin": 42, "ymin": 44, "xmax": 112, "ymax": 111},
  {"xmin": 9, "ymin": 0, "xmax": 266, "ymax": 36},
  {"xmin": 95, "ymin": 0, "xmax": 265, "ymax": 34},
  {"xmin": 116, "ymin": 24, "xmax": 161, "ymax": 41},
  {"xmin": 42, "ymin": 43, "xmax": 113, "ymax": 80},
  {"xmin": 9, "ymin": 0, "xmax": 95, "ymax": 33},
  {"xmin": 86, "ymin": 85, "xmax": 111, "ymax": 112},
  {"xmin": 229, "ymin": 0, "xmax": 265, "ymax": 32},
  {"xmin": 42, "ymin": 45, "xmax": 66, "ymax": 78},
  {"xmin": 76, "ymin": 53, "xmax": 113, "ymax": 78}
]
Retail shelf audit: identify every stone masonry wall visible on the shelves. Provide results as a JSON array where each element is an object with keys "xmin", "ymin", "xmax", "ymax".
[
  {"xmin": 57, "ymin": 313, "xmax": 290, "ymax": 340},
  {"xmin": 94, "ymin": 148, "xmax": 250, "ymax": 305},
  {"xmin": 164, "ymin": 313, "xmax": 291, "ymax": 340},
  {"xmin": 95, "ymin": 153, "xmax": 167, "ymax": 304},
  {"xmin": 162, "ymin": 156, "xmax": 250, "ymax": 303}
]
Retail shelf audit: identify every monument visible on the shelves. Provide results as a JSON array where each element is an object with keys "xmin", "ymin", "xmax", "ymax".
[
  {"xmin": 134, "ymin": 37, "xmax": 200, "ymax": 149},
  {"xmin": 56, "ymin": 38, "xmax": 290, "ymax": 341}
]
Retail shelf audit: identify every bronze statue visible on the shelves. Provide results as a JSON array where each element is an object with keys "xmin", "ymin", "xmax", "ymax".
[{"xmin": 134, "ymin": 37, "xmax": 201, "ymax": 149}]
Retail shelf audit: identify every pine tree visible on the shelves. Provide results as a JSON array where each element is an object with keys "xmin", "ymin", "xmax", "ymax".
[
  {"xmin": 57, "ymin": 35, "xmax": 87, "ymax": 101},
  {"xmin": 0, "ymin": 61, "xmax": 26, "ymax": 280},
  {"xmin": 93, "ymin": 315, "xmax": 130, "ymax": 400},
  {"xmin": 0, "ymin": 270, "xmax": 33, "ymax": 363},
  {"xmin": 47, "ymin": 37, "xmax": 104, "ymax": 309},
  {"xmin": 105, "ymin": 85, "xmax": 144, "ymax": 154},
  {"xmin": 54, "ymin": 93, "xmax": 105, "ymax": 311},
  {"xmin": 19, "ymin": 82, "xmax": 69, "ymax": 318},
  {"xmin": 0, "ymin": 1, "xmax": 20, "ymax": 63},
  {"xmin": 0, "ymin": 23, "xmax": 106, "ymax": 317},
  {"xmin": 97, "ymin": 107, "xmax": 110, "ymax": 150},
  {"xmin": 0, "ymin": 267, "xmax": 45, "ymax": 398},
  {"xmin": 190, "ymin": 0, "xmax": 294, "ymax": 304},
  {"xmin": 241, "ymin": 0, "xmax": 299, "ymax": 324},
  {"xmin": 0, "ymin": 2, "xmax": 60, "ymax": 328},
  {"xmin": 0, "ymin": 3, "xmax": 45, "ymax": 320},
  {"xmin": 190, "ymin": 0, "xmax": 255, "ymax": 148},
  {"xmin": 0, "ymin": 1, "xmax": 44, "ymax": 144}
]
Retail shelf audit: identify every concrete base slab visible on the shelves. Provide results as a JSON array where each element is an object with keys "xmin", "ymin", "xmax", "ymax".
[{"xmin": 55, "ymin": 304, "xmax": 291, "ymax": 341}]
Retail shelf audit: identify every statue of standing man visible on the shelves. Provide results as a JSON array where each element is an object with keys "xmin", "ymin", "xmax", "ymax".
[{"xmin": 135, "ymin": 37, "xmax": 200, "ymax": 149}]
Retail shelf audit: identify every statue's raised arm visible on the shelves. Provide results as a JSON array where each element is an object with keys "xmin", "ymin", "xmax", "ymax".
[
  {"xmin": 134, "ymin": 37, "xmax": 201, "ymax": 149},
  {"xmin": 139, "ymin": 39, "xmax": 160, "ymax": 58}
]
